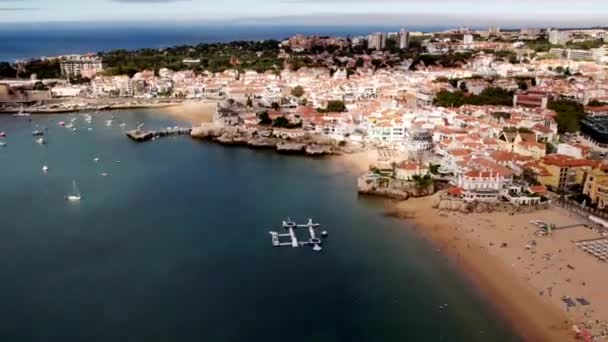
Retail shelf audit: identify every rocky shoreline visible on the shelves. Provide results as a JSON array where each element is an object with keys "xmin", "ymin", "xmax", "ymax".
[{"xmin": 190, "ymin": 123, "xmax": 348, "ymax": 156}]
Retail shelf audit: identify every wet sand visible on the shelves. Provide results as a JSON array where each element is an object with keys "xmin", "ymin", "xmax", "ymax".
[{"xmin": 391, "ymin": 195, "xmax": 608, "ymax": 341}]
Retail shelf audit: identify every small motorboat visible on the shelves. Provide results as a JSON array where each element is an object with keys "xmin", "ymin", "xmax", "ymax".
[
  {"xmin": 65, "ymin": 180, "xmax": 81, "ymax": 202},
  {"xmin": 58, "ymin": 121, "xmax": 66, "ymax": 127},
  {"xmin": 0, "ymin": 131, "xmax": 6, "ymax": 137},
  {"xmin": 32, "ymin": 130, "xmax": 44, "ymax": 136},
  {"xmin": 0, "ymin": 142, "xmax": 6, "ymax": 147},
  {"xmin": 42, "ymin": 165, "xmax": 49, "ymax": 172},
  {"xmin": 35, "ymin": 137, "xmax": 46, "ymax": 145},
  {"xmin": 93, "ymin": 157, "xmax": 100, "ymax": 163},
  {"xmin": 101, "ymin": 172, "xmax": 108, "ymax": 177}
]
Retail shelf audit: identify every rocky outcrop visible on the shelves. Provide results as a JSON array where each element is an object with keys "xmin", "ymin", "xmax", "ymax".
[
  {"xmin": 357, "ymin": 174, "xmax": 435, "ymax": 200},
  {"xmin": 277, "ymin": 142, "xmax": 306, "ymax": 153},
  {"xmin": 305, "ymin": 144, "xmax": 334, "ymax": 155},
  {"xmin": 191, "ymin": 123, "xmax": 338, "ymax": 155}
]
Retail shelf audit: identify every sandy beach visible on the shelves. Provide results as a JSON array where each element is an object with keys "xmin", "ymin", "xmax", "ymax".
[
  {"xmin": 389, "ymin": 194, "xmax": 608, "ymax": 341},
  {"xmin": 164, "ymin": 100, "xmax": 218, "ymax": 125}
]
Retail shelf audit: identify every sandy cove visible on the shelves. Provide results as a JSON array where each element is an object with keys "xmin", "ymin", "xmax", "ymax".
[{"xmin": 386, "ymin": 194, "xmax": 608, "ymax": 341}]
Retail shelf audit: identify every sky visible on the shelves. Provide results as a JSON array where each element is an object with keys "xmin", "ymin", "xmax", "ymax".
[{"xmin": 0, "ymin": 0, "xmax": 607, "ymax": 27}]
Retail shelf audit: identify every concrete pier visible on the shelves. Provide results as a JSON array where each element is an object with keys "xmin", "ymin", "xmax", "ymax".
[{"xmin": 126, "ymin": 127, "xmax": 192, "ymax": 142}]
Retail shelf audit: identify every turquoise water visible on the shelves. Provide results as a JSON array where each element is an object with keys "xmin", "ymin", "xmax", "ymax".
[{"xmin": 0, "ymin": 109, "xmax": 520, "ymax": 341}]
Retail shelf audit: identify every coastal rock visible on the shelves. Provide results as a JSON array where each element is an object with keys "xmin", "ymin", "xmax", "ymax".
[
  {"xmin": 277, "ymin": 142, "xmax": 306, "ymax": 154},
  {"xmin": 249, "ymin": 137, "xmax": 278, "ymax": 148},
  {"xmin": 190, "ymin": 123, "xmax": 224, "ymax": 139},
  {"xmin": 305, "ymin": 144, "xmax": 333, "ymax": 155}
]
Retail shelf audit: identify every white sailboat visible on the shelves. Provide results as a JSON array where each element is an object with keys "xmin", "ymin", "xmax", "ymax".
[{"xmin": 66, "ymin": 180, "xmax": 81, "ymax": 201}]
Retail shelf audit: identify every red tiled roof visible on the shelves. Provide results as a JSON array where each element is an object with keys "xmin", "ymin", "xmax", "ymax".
[
  {"xmin": 447, "ymin": 186, "xmax": 464, "ymax": 196},
  {"xmin": 528, "ymin": 185, "xmax": 548, "ymax": 194},
  {"xmin": 542, "ymin": 154, "xmax": 597, "ymax": 168}
]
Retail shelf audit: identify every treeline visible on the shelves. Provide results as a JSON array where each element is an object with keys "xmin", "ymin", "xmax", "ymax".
[
  {"xmin": 101, "ymin": 40, "xmax": 283, "ymax": 76},
  {"xmin": 0, "ymin": 60, "xmax": 61, "ymax": 79},
  {"xmin": 410, "ymin": 52, "xmax": 472, "ymax": 70},
  {"xmin": 433, "ymin": 87, "xmax": 514, "ymax": 107}
]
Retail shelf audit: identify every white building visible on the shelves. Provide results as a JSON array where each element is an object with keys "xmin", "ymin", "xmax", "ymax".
[
  {"xmin": 368, "ymin": 32, "xmax": 386, "ymax": 50},
  {"xmin": 456, "ymin": 169, "xmax": 512, "ymax": 202},
  {"xmin": 548, "ymin": 30, "xmax": 570, "ymax": 45},
  {"xmin": 463, "ymin": 34, "xmax": 474, "ymax": 44},
  {"xmin": 398, "ymin": 29, "xmax": 410, "ymax": 49},
  {"xmin": 60, "ymin": 56, "xmax": 103, "ymax": 79}
]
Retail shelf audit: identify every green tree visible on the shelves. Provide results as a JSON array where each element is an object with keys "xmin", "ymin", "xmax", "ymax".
[
  {"xmin": 258, "ymin": 111, "xmax": 272, "ymax": 125},
  {"xmin": 0, "ymin": 62, "xmax": 16, "ymax": 78},
  {"xmin": 325, "ymin": 100, "xmax": 346, "ymax": 112},
  {"xmin": 272, "ymin": 116, "xmax": 289, "ymax": 127},
  {"xmin": 548, "ymin": 99, "xmax": 585, "ymax": 133},
  {"xmin": 291, "ymin": 85, "xmax": 304, "ymax": 98}
]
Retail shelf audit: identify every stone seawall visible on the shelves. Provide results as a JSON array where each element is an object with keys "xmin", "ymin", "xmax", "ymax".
[{"xmin": 433, "ymin": 196, "xmax": 550, "ymax": 214}]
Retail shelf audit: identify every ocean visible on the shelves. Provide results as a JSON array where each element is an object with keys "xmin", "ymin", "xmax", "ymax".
[
  {"xmin": 0, "ymin": 109, "xmax": 520, "ymax": 341},
  {"xmin": 0, "ymin": 23, "xmax": 447, "ymax": 62}
]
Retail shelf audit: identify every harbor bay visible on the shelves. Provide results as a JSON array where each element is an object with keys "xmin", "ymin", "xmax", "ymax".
[{"xmin": 0, "ymin": 109, "xmax": 519, "ymax": 341}]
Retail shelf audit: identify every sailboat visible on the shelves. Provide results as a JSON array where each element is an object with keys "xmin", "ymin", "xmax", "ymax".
[
  {"xmin": 65, "ymin": 180, "xmax": 81, "ymax": 201},
  {"xmin": 13, "ymin": 105, "xmax": 31, "ymax": 117}
]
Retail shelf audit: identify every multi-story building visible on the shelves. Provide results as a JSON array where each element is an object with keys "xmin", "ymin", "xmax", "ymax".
[
  {"xmin": 536, "ymin": 154, "xmax": 595, "ymax": 190},
  {"xmin": 368, "ymin": 32, "xmax": 386, "ymax": 50},
  {"xmin": 583, "ymin": 165, "xmax": 608, "ymax": 208},
  {"xmin": 394, "ymin": 161, "xmax": 429, "ymax": 181},
  {"xmin": 548, "ymin": 30, "xmax": 570, "ymax": 45},
  {"xmin": 456, "ymin": 169, "xmax": 513, "ymax": 202},
  {"xmin": 488, "ymin": 26, "xmax": 500, "ymax": 35},
  {"xmin": 398, "ymin": 29, "xmax": 410, "ymax": 49},
  {"xmin": 513, "ymin": 90, "xmax": 548, "ymax": 109},
  {"xmin": 463, "ymin": 34, "xmax": 474, "ymax": 44},
  {"xmin": 60, "ymin": 56, "xmax": 103, "ymax": 79}
]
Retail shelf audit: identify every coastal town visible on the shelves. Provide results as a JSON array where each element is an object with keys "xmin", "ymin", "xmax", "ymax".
[{"xmin": 4, "ymin": 26, "xmax": 608, "ymax": 340}]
